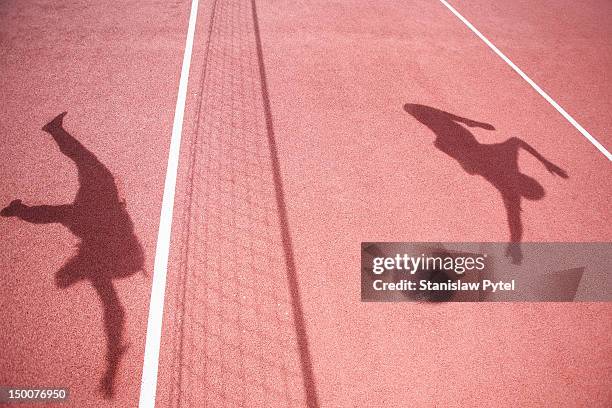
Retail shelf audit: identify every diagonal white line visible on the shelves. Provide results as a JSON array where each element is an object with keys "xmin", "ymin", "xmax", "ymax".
[
  {"xmin": 139, "ymin": 0, "xmax": 199, "ymax": 406},
  {"xmin": 438, "ymin": 0, "xmax": 612, "ymax": 161}
]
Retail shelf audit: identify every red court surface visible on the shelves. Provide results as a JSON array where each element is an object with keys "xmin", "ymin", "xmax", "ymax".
[{"xmin": 1, "ymin": 1, "xmax": 611, "ymax": 407}]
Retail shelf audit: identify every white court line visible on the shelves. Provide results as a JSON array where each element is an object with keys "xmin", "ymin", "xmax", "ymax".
[
  {"xmin": 139, "ymin": 0, "xmax": 199, "ymax": 407},
  {"xmin": 438, "ymin": 0, "xmax": 612, "ymax": 161}
]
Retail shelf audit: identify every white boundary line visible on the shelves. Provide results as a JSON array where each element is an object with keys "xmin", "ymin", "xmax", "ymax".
[
  {"xmin": 438, "ymin": 0, "xmax": 612, "ymax": 161},
  {"xmin": 139, "ymin": 0, "xmax": 199, "ymax": 407}
]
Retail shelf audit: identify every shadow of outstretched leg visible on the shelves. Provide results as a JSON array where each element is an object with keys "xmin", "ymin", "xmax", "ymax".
[{"xmin": 42, "ymin": 112, "xmax": 82, "ymax": 162}]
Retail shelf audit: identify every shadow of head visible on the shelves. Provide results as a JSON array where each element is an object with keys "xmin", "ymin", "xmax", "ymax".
[
  {"xmin": 403, "ymin": 103, "xmax": 421, "ymax": 115},
  {"xmin": 403, "ymin": 103, "xmax": 434, "ymax": 123}
]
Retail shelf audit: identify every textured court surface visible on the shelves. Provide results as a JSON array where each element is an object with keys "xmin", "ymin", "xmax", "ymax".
[{"xmin": 1, "ymin": 0, "xmax": 611, "ymax": 407}]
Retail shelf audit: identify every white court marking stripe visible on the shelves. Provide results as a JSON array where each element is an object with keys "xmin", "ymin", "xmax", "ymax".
[
  {"xmin": 139, "ymin": 0, "xmax": 199, "ymax": 406},
  {"xmin": 438, "ymin": 0, "xmax": 612, "ymax": 161}
]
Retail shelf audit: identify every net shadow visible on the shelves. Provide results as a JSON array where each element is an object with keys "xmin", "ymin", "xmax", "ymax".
[{"xmin": 169, "ymin": 1, "xmax": 318, "ymax": 406}]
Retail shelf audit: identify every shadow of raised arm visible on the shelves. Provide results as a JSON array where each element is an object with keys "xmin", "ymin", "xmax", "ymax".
[{"xmin": 516, "ymin": 138, "xmax": 569, "ymax": 178}]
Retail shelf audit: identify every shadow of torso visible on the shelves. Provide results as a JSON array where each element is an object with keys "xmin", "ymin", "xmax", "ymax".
[
  {"xmin": 66, "ymin": 147, "xmax": 143, "ymax": 281},
  {"xmin": 407, "ymin": 104, "xmax": 544, "ymax": 201}
]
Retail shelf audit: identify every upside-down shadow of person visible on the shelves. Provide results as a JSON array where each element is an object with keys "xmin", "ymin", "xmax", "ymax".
[
  {"xmin": 403, "ymin": 104, "xmax": 568, "ymax": 264},
  {"xmin": 1, "ymin": 112, "xmax": 145, "ymax": 398}
]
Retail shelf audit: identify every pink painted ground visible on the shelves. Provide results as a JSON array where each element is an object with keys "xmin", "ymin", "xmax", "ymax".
[
  {"xmin": 0, "ymin": 0, "xmax": 189, "ymax": 406},
  {"xmin": 1, "ymin": 0, "xmax": 610, "ymax": 407}
]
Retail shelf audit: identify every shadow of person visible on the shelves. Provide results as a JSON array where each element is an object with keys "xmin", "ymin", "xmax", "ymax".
[
  {"xmin": 1, "ymin": 112, "xmax": 144, "ymax": 398},
  {"xmin": 403, "ymin": 104, "xmax": 568, "ymax": 264}
]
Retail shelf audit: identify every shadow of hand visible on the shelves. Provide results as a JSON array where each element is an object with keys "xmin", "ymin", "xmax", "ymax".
[
  {"xmin": 1, "ymin": 200, "xmax": 24, "ymax": 217},
  {"xmin": 465, "ymin": 120, "xmax": 495, "ymax": 130},
  {"xmin": 545, "ymin": 162, "xmax": 569, "ymax": 178}
]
